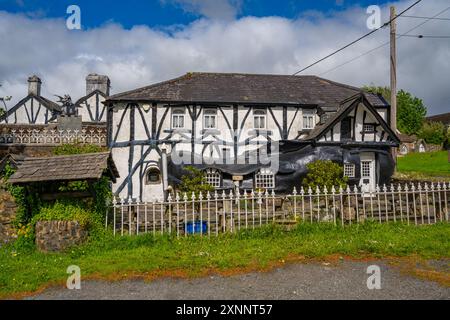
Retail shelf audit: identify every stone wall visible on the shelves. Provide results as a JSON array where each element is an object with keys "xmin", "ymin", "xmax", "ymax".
[
  {"xmin": 35, "ymin": 221, "xmax": 87, "ymax": 252},
  {"xmin": 0, "ymin": 144, "xmax": 55, "ymax": 159},
  {"xmin": 0, "ymin": 183, "xmax": 17, "ymax": 244}
]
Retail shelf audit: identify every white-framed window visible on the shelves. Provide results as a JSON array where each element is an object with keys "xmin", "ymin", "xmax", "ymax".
[
  {"xmin": 361, "ymin": 161, "xmax": 371, "ymax": 178},
  {"xmin": 203, "ymin": 109, "xmax": 217, "ymax": 129},
  {"xmin": 343, "ymin": 163, "xmax": 355, "ymax": 178},
  {"xmin": 363, "ymin": 124, "xmax": 375, "ymax": 133},
  {"xmin": 255, "ymin": 168, "xmax": 275, "ymax": 189},
  {"xmin": 145, "ymin": 167, "xmax": 161, "ymax": 185},
  {"xmin": 302, "ymin": 110, "xmax": 316, "ymax": 129},
  {"xmin": 203, "ymin": 168, "xmax": 221, "ymax": 188},
  {"xmin": 171, "ymin": 108, "xmax": 185, "ymax": 129},
  {"xmin": 253, "ymin": 109, "xmax": 266, "ymax": 129}
]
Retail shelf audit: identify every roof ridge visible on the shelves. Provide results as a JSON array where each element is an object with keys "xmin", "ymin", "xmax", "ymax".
[
  {"xmin": 108, "ymin": 74, "xmax": 191, "ymax": 100},
  {"xmin": 22, "ymin": 152, "xmax": 110, "ymax": 161},
  {"xmin": 188, "ymin": 71, "xmax": 317, "ymax": 78}
]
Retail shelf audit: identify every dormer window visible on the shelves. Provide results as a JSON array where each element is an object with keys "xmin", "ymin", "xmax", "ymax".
[
  {"xmin": 171, "ymin": 108, "xmax": 185, "ymax": 129},
  {"xmin": 253, "ymin": 109, "xmax": 266, "ymax": 129},
  {"xmin": 363, "ymin": 124, "xmax": 375, "ymax": 133},
  {"xmin": 203, "ymin": 109, "xmax": 217, "ymax": 129},
  {"xmin": 303, "ymin": 110, "xmax": 316, "ymax": 130}
]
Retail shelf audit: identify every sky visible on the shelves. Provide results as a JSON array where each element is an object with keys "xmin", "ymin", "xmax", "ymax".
[{"xmin": 0, "ymin": 0, "xmax": 449, "ymax": 115}]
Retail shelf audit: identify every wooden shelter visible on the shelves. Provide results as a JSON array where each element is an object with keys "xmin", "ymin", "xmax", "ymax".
[{"xmin": 8, "ymin": 152, "xmax": 119, "ymax": 200}]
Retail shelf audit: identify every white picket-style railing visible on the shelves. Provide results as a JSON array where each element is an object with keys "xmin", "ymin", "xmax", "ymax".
[
  {"xmin": 0, "ymin": 128, "xmax": 107, "ymax": 146},
  {"xmin": 107, "ymin": 182, "xmax": 450, "ymax": 237}
]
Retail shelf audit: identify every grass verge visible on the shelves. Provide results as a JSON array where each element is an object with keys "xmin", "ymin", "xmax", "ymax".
[
  {"xmin": 397, "ymin": 151, "xmax": 450, "ymax": 178},
  {"xmin": 0, "ymin": 221, "xmax": 449, "ymax": 298}
]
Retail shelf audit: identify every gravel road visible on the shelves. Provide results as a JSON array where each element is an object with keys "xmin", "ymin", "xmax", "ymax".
[{"xmin": 28, "ymin": 260, "xmax": 449, "ymax": 300}]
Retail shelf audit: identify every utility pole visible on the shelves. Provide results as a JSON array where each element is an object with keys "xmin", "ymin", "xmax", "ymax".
[{"xmin": 390, "ymin": 6, "xmax": 398, "ymax": 166}]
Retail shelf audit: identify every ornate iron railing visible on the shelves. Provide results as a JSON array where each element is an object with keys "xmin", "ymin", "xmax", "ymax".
[{"xmin": 108, "ymin": 182, "xmax": 450, "ymax": 237}]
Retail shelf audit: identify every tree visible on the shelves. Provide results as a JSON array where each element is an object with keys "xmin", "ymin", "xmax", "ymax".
[
  {"xmin": 397, "ymin": 90, "xmax": 427, "ymax": 135},
  {"xmin": 178, "ymin": 166, "xmax": 214, "ymax": 200},
  {"xmin": 302, "ymin": 160, "xmax": 348, "ymax": 190},
  {"xmin": 363, "ymin": 86, "xmax": 427, "ymax": 135},
  {"xmin": 418, "ymin": 121, "xmax": 446, "ymax": 145}
]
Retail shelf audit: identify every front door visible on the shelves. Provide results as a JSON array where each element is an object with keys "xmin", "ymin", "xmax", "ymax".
[{"xmin": 360, "ymin": 152, "xmax": 376, "ymax": 193}]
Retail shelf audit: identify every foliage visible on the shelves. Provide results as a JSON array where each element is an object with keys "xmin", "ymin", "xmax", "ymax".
[
  {"xmin": 397, "ymin": 90, "xmax": 427, "ymax": 135},
  {"xmin": 12, "ymin": 223, "xmax": 35, "ymax": 251},
  {"xmin": 2, "ymin": 159, "xmax": 111, "ymax": 243},
  {"xmin": 364, "ymin": 86, "xmax": 427, "ymax": 135},
  {"xmin": 2, "ymin": 163, "xmax": 41, "ymax": 227},
  {"xmin": 58, "ymin": 181, "xmax": 89, "ymax": 192},
  {"xmin": 53, "ymin": 143, "xmax": 106, "ymax": 156},
  {"xmin": 397, "ymin": 151, "xmax": 450, "ymax": 177},
  {"xmin": 0, "ymin": 107, "xmax": 4, "ymax": 117},
  {"xmin": 418, "ymin": 121, "xmax": 446, "ymax": 145},
  {"xmin": 302, "ymin": 160, "xmax": 348, "ymax": 190},
  {"xmin": 1, "ymin": 221, "xmax": 449, "ymax": 297},
  {"xmin": 92, "ymin": 176, "xmax": 113, "ymax": 219},
  {"xmin": 178, "ymin": 166, "xmax": 214, "ymax": 199},
  {"xmin": 31, "ymin": 201, "xmax": 94, "ymax": 229},
  {"xmin": 363, "ymin": 85, "xmax": 391, "ymax": 102}
]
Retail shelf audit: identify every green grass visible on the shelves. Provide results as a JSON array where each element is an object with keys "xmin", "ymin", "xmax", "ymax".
[
  {"xmin": 397, "ymin": 151, "xmax": 450, "ymax": 177},
  {"xmin": 0, "ymin": 222, "xmax": 449, "ymax": 297}
]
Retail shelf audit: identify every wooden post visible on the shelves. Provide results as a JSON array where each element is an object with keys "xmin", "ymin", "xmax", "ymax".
[{"xmin": 390, "ymin": 6, "xmax": 398, "ymax": 167}]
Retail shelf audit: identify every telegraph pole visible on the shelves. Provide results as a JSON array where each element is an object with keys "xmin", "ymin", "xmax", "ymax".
[{"xmin": 390, "ymin": 6, "xmax": 398, "ymax": 165}]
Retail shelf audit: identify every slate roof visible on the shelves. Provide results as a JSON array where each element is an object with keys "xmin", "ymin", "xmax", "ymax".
[
  {"xmin": 397, "ymin": 133, "xmax": 417, "ymax": 143},
  {"xmin": 107, "ymin": 72, "xmax": 388, "ymax": 107},
  {"xmin": 305, "ymin": 93, "xmax": 399, "ymax": 144},
  {"xmin": 8, "ymin": 152, "xmax": 119, "ymax": 184},
  {"xmin": 426, "ymin": 112, "xmax": 450, "ymax": 125}
]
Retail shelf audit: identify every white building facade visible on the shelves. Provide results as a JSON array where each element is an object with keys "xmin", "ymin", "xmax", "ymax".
[{"xmin": 105, "ymin": 72, "xmax": 399, "ymax": 202}]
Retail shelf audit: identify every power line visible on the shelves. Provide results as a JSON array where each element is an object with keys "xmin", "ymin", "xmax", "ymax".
[
  {"xmin": 398, "ymin": 34, "xmax": 450, "ymax": 38},
  {"xmin": 291, "ymin": 0, "xmax": 423, "ymax": 75},
  {"xmin": 400, "ymin": 15, "xmax": 450, "ymax": 21},
  {"xmin": 319, "ymin": 6, "xmax": 450, "ymax": 76}
]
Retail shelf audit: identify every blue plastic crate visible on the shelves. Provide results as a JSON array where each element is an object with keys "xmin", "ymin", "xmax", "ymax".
[{"xmin": 186, "ymin": 221, "xmax": 208, "ymax": 234}]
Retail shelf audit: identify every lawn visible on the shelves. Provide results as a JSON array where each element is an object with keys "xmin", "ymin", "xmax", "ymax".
[
  {"xmin": 397, "ymin": 151, "xmax": 450, "ymax": 178},
  {"xmin": 0, "ymin": 222, "xmax": 449, "ymax": 298}
]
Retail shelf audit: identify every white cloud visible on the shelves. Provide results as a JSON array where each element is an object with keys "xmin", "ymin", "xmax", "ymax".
[{"xmin": 0, "ymin": 0, "xmax": 449, "ymax": 115}]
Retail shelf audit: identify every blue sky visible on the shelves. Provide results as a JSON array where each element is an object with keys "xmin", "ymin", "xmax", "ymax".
[
  {"xmin": 1, "ymin": 0, "xmax": 391, "ymax": 29},
  {"xmin": 0, "ymin": 0, "xmax": 449, "ymax": 115}
]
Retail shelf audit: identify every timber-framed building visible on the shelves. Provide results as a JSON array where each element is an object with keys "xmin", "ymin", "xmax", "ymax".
[{"xmin": 105, "ymin": 72, "xmax": 400, "ymax": 201}]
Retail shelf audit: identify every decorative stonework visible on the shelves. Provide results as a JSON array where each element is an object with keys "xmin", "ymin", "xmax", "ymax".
[
  {"xmin": 35, "ymin": 221, "xmax": 87, "ymax": 252},
  {"xmin": 0, "ymin": 128, "xmax": 106, "ymax": 146}
]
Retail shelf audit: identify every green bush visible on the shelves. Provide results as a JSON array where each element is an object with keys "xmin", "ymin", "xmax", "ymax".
[
  {"xmin": 32, "ymin": 201, "xmax": 96, "ymax": 230},
  {"xmin": 178, "ymin": 166, "xmax": 214, "ymax": 199},
  {"xmin": 302, "ymin": 160, "xmax": 348, "ymax": 190},
  {"xmin": 418, "ymin": 121, "xmax": 446, "ymax": 145},
  {"xmin": 53, "ymin": 143, "xmax": 106, "ymax": 155}
]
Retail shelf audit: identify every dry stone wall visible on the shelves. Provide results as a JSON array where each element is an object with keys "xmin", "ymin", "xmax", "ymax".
[{"xmin": 35, "ymin": 221, "xmax": 87, "ymax": 252}]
